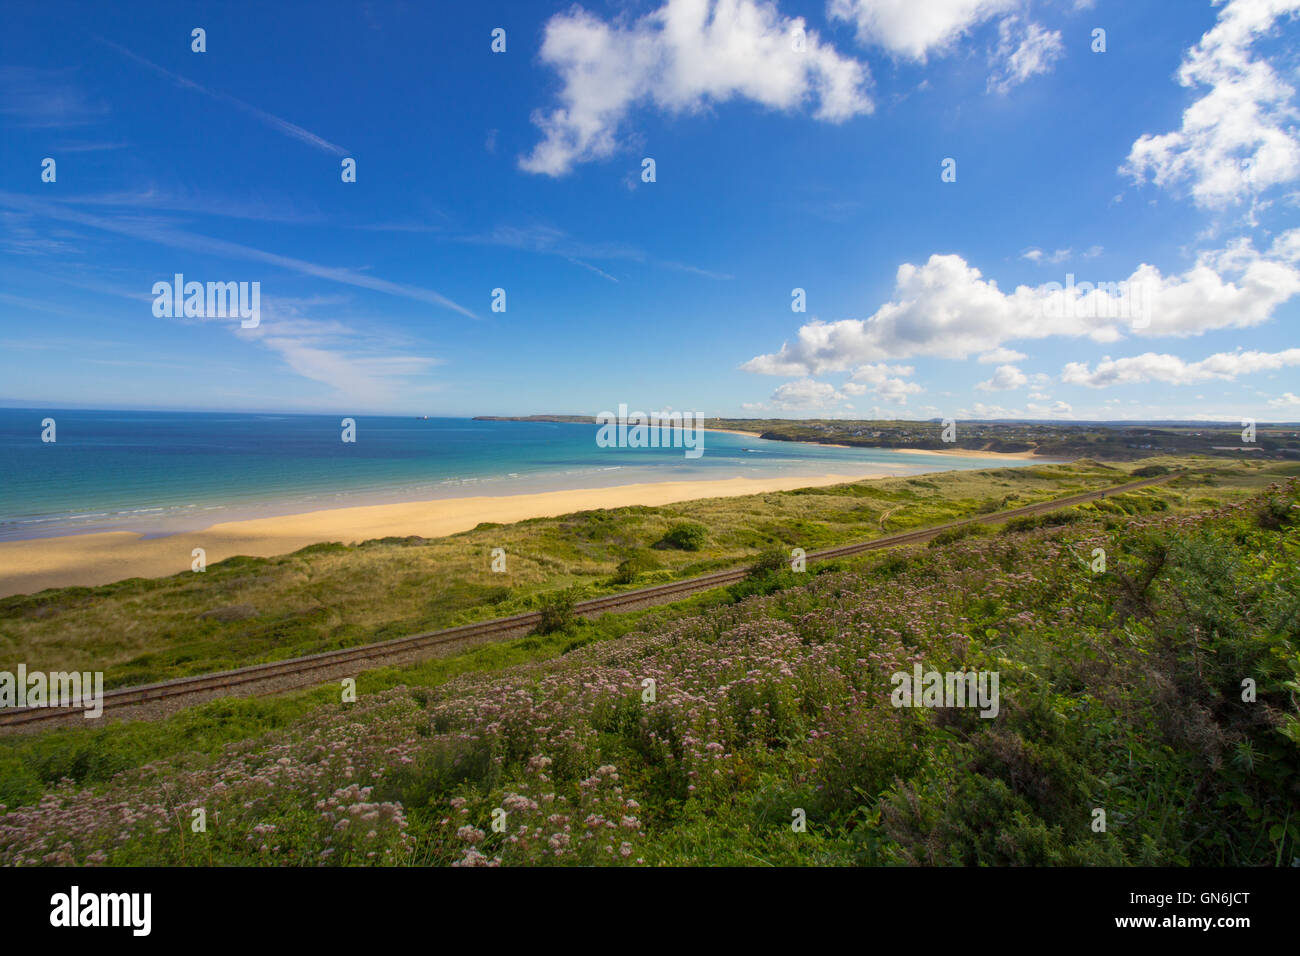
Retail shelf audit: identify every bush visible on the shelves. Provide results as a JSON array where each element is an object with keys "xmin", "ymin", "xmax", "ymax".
[
  {"xmin": 611, "ymin": 551, "xmax": 660, "ymax": 585},
  {"xmin": 928, "ymin": 522, "xmax": 989, "ymax": 548},
  {"xmin": 1255, "ymin": 490, "xmax": 1296, "ymax": 530},
  {"xmin": 1132, "ymin": 464, "xmax": 1170, "ymax": 478},
  {"xmin": 1001, "ymin": 509, "xmax": 1087, "ymax": 534},
  {"xmin": 535, "ymin": 589, "xmax": 578, "ymax": 634},
  {"xmin": 747, "ymin": 547, "xmax": 789, "ymax": 578},
  {"xmin": 659, "ymin": 522, "xmax": 708, "ymax": 551},
  {"xmin": 725, "ymin": 548, "xmax": 797, "ymax": 602}
]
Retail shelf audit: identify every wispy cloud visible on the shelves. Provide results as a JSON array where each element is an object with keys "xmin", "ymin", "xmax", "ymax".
[
  {"xmin": 0, "ymin": 192, "xmax": 477, "ymax": 319},
  {"xmin": 467, "ymin": 223, "xmax": 729, "ymax": 280},
  {"xmin": 96, "ymin": 37, "xmax": 348, "ymax": 155},
  {"xmin": 658, "ymin": 260, "xmax": 734, "ymax": 281},
  {"xmin": 55, "ymin": 141, "xmax": 128, "ymax": 152},
  {"xmin": 239, "ymin": 296, "xmax": 445, "ymax": 407},
  {"xmin": 50, "ymin": 187, "xmax": 324, "ymax": 224},
  {"xmin": 566, "ymin": 258, "xmax": 620, "ymax": 283},
  {"xmin": 0, "ymin": 66, "xmax": 108, "ymax": 128}
]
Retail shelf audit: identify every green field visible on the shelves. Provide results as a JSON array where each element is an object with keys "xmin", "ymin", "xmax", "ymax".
[
  {"xmin": 4, "ymin": 456, "xmax": 1295, "ymax": 689},
  {"xmin": 1, "ymin": 459, "xmax": 1295, "ymax": 865}
]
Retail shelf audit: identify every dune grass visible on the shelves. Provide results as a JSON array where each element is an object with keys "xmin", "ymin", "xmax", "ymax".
[
  {"xmin": 1, "ymin": 456, "xmax": 1294, "ymax": 689},
  {"xmin": 1, "ymin": 471, "xmax": 1295, "ymax": 865}
]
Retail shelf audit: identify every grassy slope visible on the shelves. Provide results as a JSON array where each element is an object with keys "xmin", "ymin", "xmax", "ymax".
[
  {"xmin": 1, "ymin": 464, "xmax": 1297, "ymax": 866},
  {"xmin": 2, "ymin": 456, "xmax": 1294, "ymax": 688}
]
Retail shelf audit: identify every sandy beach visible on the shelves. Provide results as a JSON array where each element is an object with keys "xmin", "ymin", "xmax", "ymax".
[
  {"xmin": 891, "ymin": 447, "xmax": 1042, "ymax": 460},
  {"xmin": 0, "ymin": 472, "xmax": 888, "ymax": 597}
]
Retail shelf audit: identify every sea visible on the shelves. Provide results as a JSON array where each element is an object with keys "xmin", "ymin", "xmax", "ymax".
[{"xmin": 0, "ymin": 409, "xmax": 1040, "ymax": 541}]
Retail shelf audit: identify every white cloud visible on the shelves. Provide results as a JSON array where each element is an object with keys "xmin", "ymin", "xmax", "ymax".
[
  {"xmin": 238, "ymin": 298, "xmax": 443, "ymax": 408},
  {"xmin": 769, "ymin": 378, "xmax": 847, "ymax": 409},
  {"xmin": 742, "ymin": 240, "xmax": 1300, "ymax": 373},
  {"xmin": 828, "ymin": 0, "xmax": 1016, "ymax": 60},
  {"xmin": 958, "ymin": 399, "xmax": 1072, "ymax": 419},
  {"xmin": 1027, "ymin": 400, "xmax": 1073, "ymax": 417},
  {"xmin": 1268, "ymin": 391, "xmax": 1300, "ymax": 407},
  {"xmin": 850, "ymin": 362, "xmax": 925, "ymax": 403},
  {"xmin": 1062, "ymin": 348, "xmax": 1300, "ymax": 387},
  {"xmin": 1271, "ymin": 228, "xmax": 1300, "ymax": 262},
  {"xmin": 828, "ymin": 1, "xmax": 1061, "ymax": 91},
  {"xmin": 958, "ymin": 400, "xmax": 1015, "ymax": 418},
  {"xmin": 1122, "ymin": 0, "xmax": 1300, "ymax": 208},
  {"xmin": 97, "ymin": 39, "xmax": 347, "ymax": 155},
  {"xmin": 0, "ymin": 190, "xmax": 477, "ymax": 318},
  {"xmin": 521, "ymin": 0, "xmax": 872, "ymax": 176},
  {"xmin": 976, "ymin": 364, "xmax": 1029, "ymax": 390},
  {"xmin": 1021, "ymin": 247, "xmax": 1073, "ymax": 264},
  {"xmin": 987, "ymin": 17, "xmax": 1064, "ymax": 94},
  {"xmin": 978, "ymin": 347, "xmax": 1028, "ymax": 363}
]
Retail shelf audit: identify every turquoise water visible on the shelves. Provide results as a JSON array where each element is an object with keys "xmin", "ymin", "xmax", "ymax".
[{"xmin": 0, "ymin": 409, "xmax": 1038, "ymax": 540}]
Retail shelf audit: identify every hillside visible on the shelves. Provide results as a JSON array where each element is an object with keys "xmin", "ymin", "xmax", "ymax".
[
  {"xmin": 475, "ymin": 415, "xmax": 1300, "ymax": 460},
  {"xmin": 2, "ymin": 471, "xmax": 1296, "ymax": 866}
]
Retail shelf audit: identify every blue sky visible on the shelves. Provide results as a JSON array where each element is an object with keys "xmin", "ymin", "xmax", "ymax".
[{"xmin": 1, "ymin": 0, "xmax": 1298, "ymax": 421}]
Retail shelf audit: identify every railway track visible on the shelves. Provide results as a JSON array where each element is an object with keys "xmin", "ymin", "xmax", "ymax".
[{"xmin": 0, "ymin": 472, "xmax": 1181, "ymax": 730}]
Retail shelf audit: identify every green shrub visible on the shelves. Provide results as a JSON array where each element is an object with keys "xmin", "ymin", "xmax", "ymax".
[
  {"xmin": 928, "ymin": 522, "xmax": 989, "ymax": 548},
  {"xmin": 1132, "ymin": 464, "xmax": 1170, "ymax": 478},
  {"xmin": 747, "ymin": 547, "xmax": 789, "ymax": 578},
  {"xmin": 659, "ymin": 522, "xmax": 708, "ymax": 551},
  {"xmin": 611, "ymin": 551, "xmax": 660, "ymax": 585},
  {"xmin": 535, "ymin": 589, "xmax": 578, "ymax": 634},
  {"xmin": 1256, "ymin": 492, "xmax": 1296, "ymax": 530},
  {"xmin": 1001, "ymin": 509, "xmax": 1087, "ymax": 534}
]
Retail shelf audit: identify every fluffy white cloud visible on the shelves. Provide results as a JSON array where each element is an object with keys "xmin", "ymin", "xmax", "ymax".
[
  {"xmin": 769, "ymin": 377, "xmax": 847, "ymax": 409},
  {"xmin": 958, "ymin": 399, "xmax": 1072, "ymax": 419},
  {"xmin": 1270, "ymin": 229, "xmax": 1300, "ymax": 262},
  {"xmin": 1268, "ymin": 391, "xmax": 1300, "ymax": 407},
  {"xmin": 1020, "ymin": 246, "xmax": 1099, "ymax": 265},
  {"xmin": 742, "ymin": 238, "xmax": 1300, "ymax": 373},
  {"xmin": 978, "ymin": 347, "xmax": 1027, "ymax": 363},
  {"xmin": 1027, "ymin": 400, "xmax": 1073, "ymax": 417},
  {"xmin": 1122, "ymin": 0, "xmax": 1300, "ymax": 208},
  {"xmin": 521, "ymin": 0, "xmax": 872, "ymax": 176},
  {"xmin": 851, "ymin": 362, "xmax": 925, "ymax": 403},
  {"xmin": 239, "ymin": 297, "xmax": 443, "ymax": 408},
  {"xmin": 828, "ymin": 0, "xmax": 1016, "ymax": 60},
  {"xmin": 987, "ymin": 17, "xmax": 1063, "ymax": 94},
  {"xmin": 976, "ymin": 364, "xmax": 1029, "ymax": 390},
  {"xmin": 828, "ymin": 1, "xmax": 1061, "ymax": 90},
  {"xmin": 1062, "ymin": 348, "xmax": 1300, "ymax": 388}
]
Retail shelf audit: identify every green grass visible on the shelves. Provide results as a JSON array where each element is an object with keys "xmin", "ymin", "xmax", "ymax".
[
  {"xmin": 2, "ymin": 472, "xmax": 1296, "ymax": 866},
  {"xmin": 1, "ymin": 456, "xmax": 1293, "ymax": 692},
  {"xmin": 0, "ymin": 584, "xmax": 738, "ymax": 808}
]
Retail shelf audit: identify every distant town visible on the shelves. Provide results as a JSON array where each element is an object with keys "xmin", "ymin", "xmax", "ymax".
[{"xmin": 474, "ymin": 416, "xmax": 1300, "ymax": 461}]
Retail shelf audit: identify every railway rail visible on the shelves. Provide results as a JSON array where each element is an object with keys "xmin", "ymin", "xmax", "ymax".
[{"xmin": 0, "ymin": 471, "xmax": 1181, "ymax": 730}]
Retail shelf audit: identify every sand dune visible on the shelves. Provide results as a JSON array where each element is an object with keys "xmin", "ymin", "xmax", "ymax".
[{"xmin": 0, "ymin": 472, "xmax": 886, "ymax": 597}]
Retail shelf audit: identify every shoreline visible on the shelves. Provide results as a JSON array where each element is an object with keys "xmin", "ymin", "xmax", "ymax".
[
  {"xmin": 710, "ymin": 428, "xmax": 1037, "ymax": 456},
  {"xmin": 0, "ymin": 472, "xmax": 889, "ymax": 597},
  {"xmin": 890, "ymin": 447, "xmax": 1042, "ymax": 460}
]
